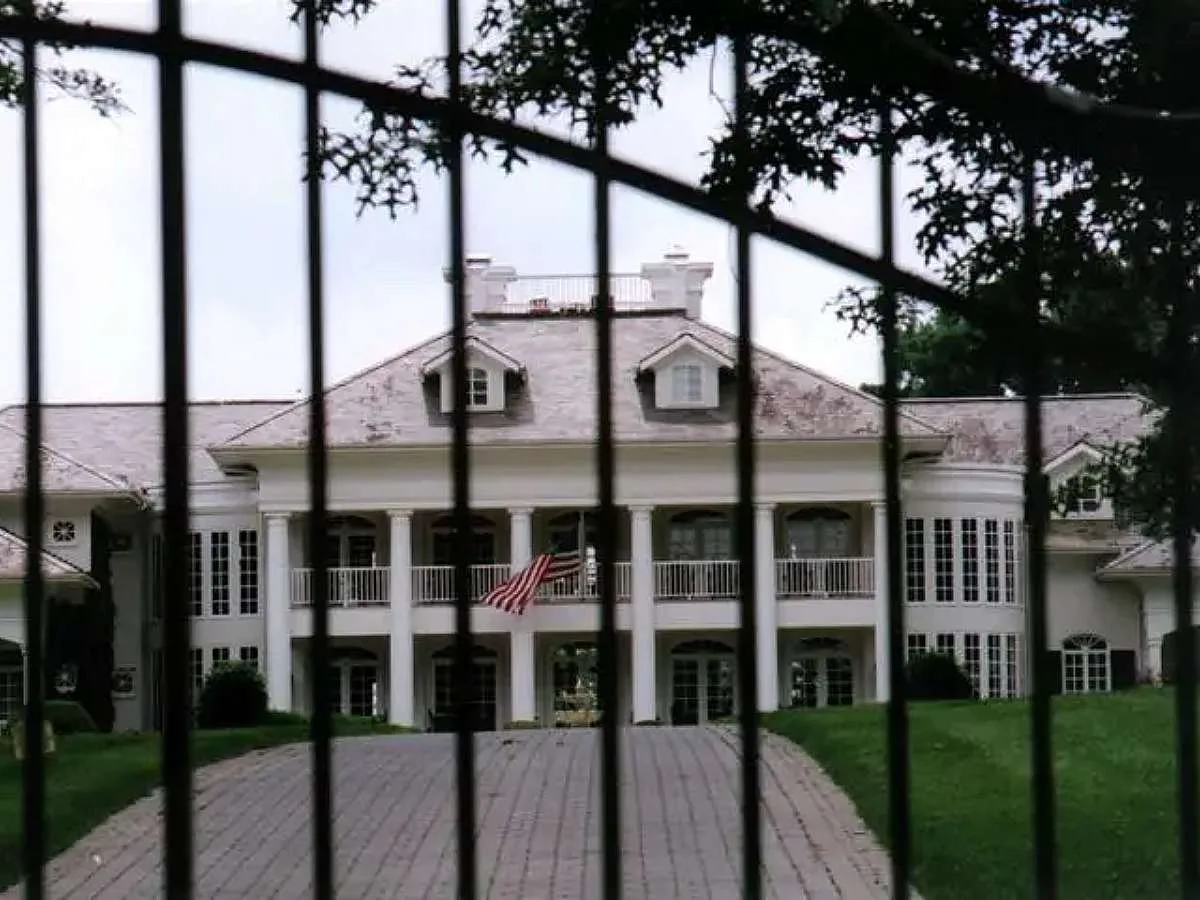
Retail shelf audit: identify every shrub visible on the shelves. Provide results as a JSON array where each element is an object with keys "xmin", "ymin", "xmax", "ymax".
[
  {"xmin": 905, "ymin": 652, "xmax": 976, "ymax": 701},
  {"xmin": 196, "ymin": 661, "xmax": 268, "ymax": 729},
  {"xmin": 16, "ymin": 700, "xmax": 97, "ymax": 735}
]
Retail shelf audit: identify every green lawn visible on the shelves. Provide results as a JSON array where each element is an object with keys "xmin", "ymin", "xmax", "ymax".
[
  {"xmin": 766, "ymin": 690, "xmax": 1188, "ymax": 900},
  {"xmin": 0, "ymin": 713, "xmax": 406, "ymax": 891}
]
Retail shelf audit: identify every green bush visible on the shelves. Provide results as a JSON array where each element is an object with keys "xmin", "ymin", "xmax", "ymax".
[
  {"xmin": 905, "ymin": 652, "xmax": 976, "ymax": 701},
  {"xmin": 17, "ymin": 700, "xmax": 97, "ymax": 735},
  {"xmin": 196, "ymin": 662, "xmax": 268, "ymax": 729}
]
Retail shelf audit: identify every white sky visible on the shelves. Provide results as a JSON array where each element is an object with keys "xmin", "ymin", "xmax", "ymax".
[{"xmin": 0, "ymin": 0, "xmax": 934, "ymax": 405}]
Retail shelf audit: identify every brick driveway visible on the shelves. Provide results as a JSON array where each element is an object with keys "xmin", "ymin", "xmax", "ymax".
[{"xmin": 8, "ymin": 727, "xmax": 900, "ymax": 899}]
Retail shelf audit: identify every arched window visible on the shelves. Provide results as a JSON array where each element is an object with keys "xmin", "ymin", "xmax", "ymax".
[
  {"xmin": 431, "ymin": 514, "xmax": 497, "ymax": 566},
  {"xmin": 784, "ymin": 508, "xmax": 853, "ymax": 559},
  {"xmin": 1062, "ymin": 633, "xmax": 1110, "ymax": 694},
  {"xmin": 667, "ymin": 510, "xmax": 732, "ymax": 561}
]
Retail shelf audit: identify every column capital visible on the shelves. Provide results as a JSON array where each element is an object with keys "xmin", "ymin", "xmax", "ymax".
[
  {"xmin": 263, "ymin": 511, "xmax": 291, "ymax": 524},
  {"xmin": 507, "ymin": 506, "xmax": 534, "ymax": 518},
  {"xmin": 754, "ymin": 501, "xmax": 777, "ymax": 514},
  {"xmin": 386, "ymin": 508, "xmax": 413, "ymax": 522},
  {"xmin": 628, "ymin": 504, "xmax": 655, "ymax": 516}
]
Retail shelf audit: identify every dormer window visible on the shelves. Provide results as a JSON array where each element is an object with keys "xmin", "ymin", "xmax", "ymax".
[
  {"xmin": 637, "ymin": 333, "xmax": 734, "ymax": 411},
  {"xmin": 420, "ymin": 337, "xmax": 525, "ymax": 416},
  {"xmin": 671, "ymin": 363, "xmax": 704, "ymax": 405},
  {"xmin": 1065, "ymin": 473, "xmax": 1103, "ymax": 515},
  {"xmin": 467, "ymin": 367, "xmax": 490, "ymax": 408}
]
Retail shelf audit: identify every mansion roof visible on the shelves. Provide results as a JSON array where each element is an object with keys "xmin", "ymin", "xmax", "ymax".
[
  {"xmin": 219, "ymin": 315, "xmax": 944, "ymax": 449},
  {"xmin": 0, "ymin": 314, "xmax": 1156, "ymax": 494}
]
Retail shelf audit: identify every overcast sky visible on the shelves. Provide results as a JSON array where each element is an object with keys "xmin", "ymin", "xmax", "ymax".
[{"xmin": 0, "ymin": 0, "xmax": 932, "ymax": 406}]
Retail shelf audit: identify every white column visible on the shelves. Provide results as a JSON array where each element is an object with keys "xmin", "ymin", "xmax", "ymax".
[
  {"xmin": 509, "ymin": 507, "xmax": 536, "ymax": 724},
  {"xmin": 755, "ymin": 503, "xmax": 779, "ymax": 712},
  {"xmin": 631, "ymin": 505, "xmax": 657, "ymax": 723},
  {"xmin": 873, "ymin": 502, "xmax": 890, "ymax": 703},
  {"xmin": 264, "ymin": 513, "xmax": 292, "ymax": 711},
  {"xmin": 388, "ymin": 510, "xmax": 415, "ymax": 727}
]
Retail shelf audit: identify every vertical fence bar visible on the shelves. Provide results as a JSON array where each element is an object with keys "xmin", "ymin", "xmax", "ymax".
[
  {"xmin": 156, "ymin": 0, "xmax": 193, "ymax": 895},
  {"xmin": 19, "ymin": 20, "xmax": 46, "ymax": 900},
  {"xmin": 731, "ymin": 28, "xmax": 762, "ymax": 900},
  {"xmin": 877, "ymin": 100, "xmax": 911, "ymax": 900},
  {"xmin": 302, "ymin": 4, "xmax": 335, "ymax": 898},
  {"xmin": 588, "ymin": 2, "xmax": 621, "ymax": 896},
  {"xmin": 1165, "ymin": 192, "xmax": 1199, "ymax": 898},
  {"xmin": 444, "ymin": 0, "xmax": 477, "ymax": 895},
  {"xmin": 1019, "ymin": 156, "xmax": 1057, "ymax": 899}
]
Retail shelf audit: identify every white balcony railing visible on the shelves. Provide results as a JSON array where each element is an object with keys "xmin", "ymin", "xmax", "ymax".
[
  {"xmin": 289, "ymin": 557, "xmax": 875, "ymax": 608},
  {"xmin": 537, "ymin": 562, "xmax": 632, "ymax": 603},
  {"xmin": 654, "ymin": 560, "xmax": 741, "ymax": 600},
  {"xmin": 412, "ymin": 564, "xmax": 512, "ymax": 605},
  {"xmin": 775, "ymin": 557, "xmax": 874, "ymax": 598},
  {"xmin": 290, "ymin": 567, "xmax": 390, "ymax": 608}
]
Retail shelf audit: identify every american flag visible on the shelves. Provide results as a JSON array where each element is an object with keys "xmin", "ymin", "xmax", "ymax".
[{"xmin": 480, "ymin": 550, "xmax": 582, "ymax": 614}]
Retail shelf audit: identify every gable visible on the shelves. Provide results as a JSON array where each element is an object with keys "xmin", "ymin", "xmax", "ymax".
[
  {"xmin": 0, "ymin": 526, "xmax": 97, "ymax": 586},
  {"xmin": 0, "ymin": 422, "xmax": 140, "ymax": 497}
]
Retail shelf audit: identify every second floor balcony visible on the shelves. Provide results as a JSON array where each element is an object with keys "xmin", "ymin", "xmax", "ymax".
[
  {"xmin": 287, "ymin": 504, "xmax": 877, "ymax": 609},
  {"xmin": 289, "ymin": 557, "xmax": 874, "ymax": 608}
]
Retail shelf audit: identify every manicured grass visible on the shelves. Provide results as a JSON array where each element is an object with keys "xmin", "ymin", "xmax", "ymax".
[
  {"xmin": 766, "ymin": 690, "xmax": 1187, "ymax": 900},
  {"xmin": 0, "ymin": 713, "xmax": 407, "ymax": 891}
]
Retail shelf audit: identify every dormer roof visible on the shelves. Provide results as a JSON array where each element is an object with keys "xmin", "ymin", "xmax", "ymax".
[
  {"xmin": 419, "ymin": 336, "xmax": 524, "ymax": 378},
  {"xmin": 636, "ymin": 333, "xmax": 735, "ymax": 374}
]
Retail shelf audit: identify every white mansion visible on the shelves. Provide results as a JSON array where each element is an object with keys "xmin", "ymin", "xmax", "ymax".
[{"xmin": 0, "ymin": 250, "xmax": 1176, "ymax": 732}]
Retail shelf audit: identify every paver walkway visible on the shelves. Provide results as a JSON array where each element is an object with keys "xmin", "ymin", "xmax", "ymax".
[{"xmin": 5, "ymin": 727, "xmax": 902, "ymax": 899}]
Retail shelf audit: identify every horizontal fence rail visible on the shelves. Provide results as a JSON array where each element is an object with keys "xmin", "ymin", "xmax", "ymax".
[{"xmin": 5, "ymin": 3, "xmax": 1200, "ymax": 900}]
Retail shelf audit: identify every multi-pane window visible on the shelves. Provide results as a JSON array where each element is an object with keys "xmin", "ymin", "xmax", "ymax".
[
  {"xmin": 466, "ymin": 366, "xmax": 489, "ymax": 407},
  {"xmin": 211, "ymin": 646, "xmax": 231, "ymax": 668},
  {"xmin": 932, "ymin": 518, "xmax": 954, "ymax": 603},
  {"xmin": 904, "ymin": 518, "xmax": 926, "ymax": 603},
  {"xmin": 1062, "ymin": 634, "xmax": 1111, "ymax": 694},
  {"xmin": 935, "ymin": 632, "xmax": 956, "ymax": 658},
  {"xmin": 239, "ymin": 646, "xmax": 260, "ymax": 669},
  {"xmin": 189, "ymin": 648, "xmax": 204, "ymax": 702},
  {"xmin": 986, "ymin": 635, "xmax": 1002, "ymax": 698},
  {"xmin": 671, "ymin": 363, "xmax": 703, "ymax": 404},
  {"xmin": 239, "ymin": 529, "xmax": 260, "ymax": 615},
  {"xmin": 210, "ymin": 531, "xmax": 231, "ymax": 616},
  {"xmin": 963, "ymin": 633, "xmax": 981, "ymax": 695},
  {"xmin": 1005, "ymin": 634, "xmax": 1020, "ymax": 698},
  {"xmin": 1065, "ymin": 473, "xmax": 1103, "ymax": 514},
  {"xmin": 187, "ymin": 532, "xmax": 203, "ymax": 617},
  {"xmin": 1002, "ymin": 521, "xmax": 1017, "ymax": 604},
  {"xmin": 984, "ymin": 519, "xmax": 1000, "ymax": 604},
  {"xmin": 906, "ymin": 632, "xmax": 928, "ymax": 660},
  {"xmin": 960, "ymin": 519, "xmax": 979, "ymax": 603}
]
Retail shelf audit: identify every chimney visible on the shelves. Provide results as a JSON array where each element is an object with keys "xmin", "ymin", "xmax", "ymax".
[
  {"xmin": 443, "ymin": 254, "xmax": 517, "ymax": 316},
  {"xmin": 640, "ymin": 245, "xmax": 714, "ymax": 318}
]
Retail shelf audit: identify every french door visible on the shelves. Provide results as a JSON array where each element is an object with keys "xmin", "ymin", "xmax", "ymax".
[
  {"xmin": 670, "ymin": 655, "xmax": 735, "ymax": 724},
  {"xmin": 329, "ymin": 662, "xmax": 379, "ymax": 718},
  {"xmin": 432, "ymin": 659, "xmax": 498, "ymax": 731},
  {"xmin": 790, "ymin": 654, "xmax": 854, "ymax": 708}
]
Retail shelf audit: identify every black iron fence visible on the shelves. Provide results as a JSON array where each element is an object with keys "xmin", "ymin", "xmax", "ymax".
[{"xmin": 3, "ymin": 2, "xmax": 1200, "ymax": 899}]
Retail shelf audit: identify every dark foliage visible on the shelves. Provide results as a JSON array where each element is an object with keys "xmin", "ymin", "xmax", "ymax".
[
  {"xmin": 905, "ymin": 652, "xmax": 976, "ymax": 701},
  {"xmin": 196, "ymin": 662, "xmax": 269, "ymax": 730}
]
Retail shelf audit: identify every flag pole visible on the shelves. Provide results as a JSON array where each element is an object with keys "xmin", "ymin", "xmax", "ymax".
[{"xmin": 578, "ymin": 510, "xmax": 587, "ymax": 598}]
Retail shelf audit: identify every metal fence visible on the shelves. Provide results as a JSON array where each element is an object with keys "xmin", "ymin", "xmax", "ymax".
[{"xmin": 3, "ymin": 2, "xmax": 1199, "ymax": 899}]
